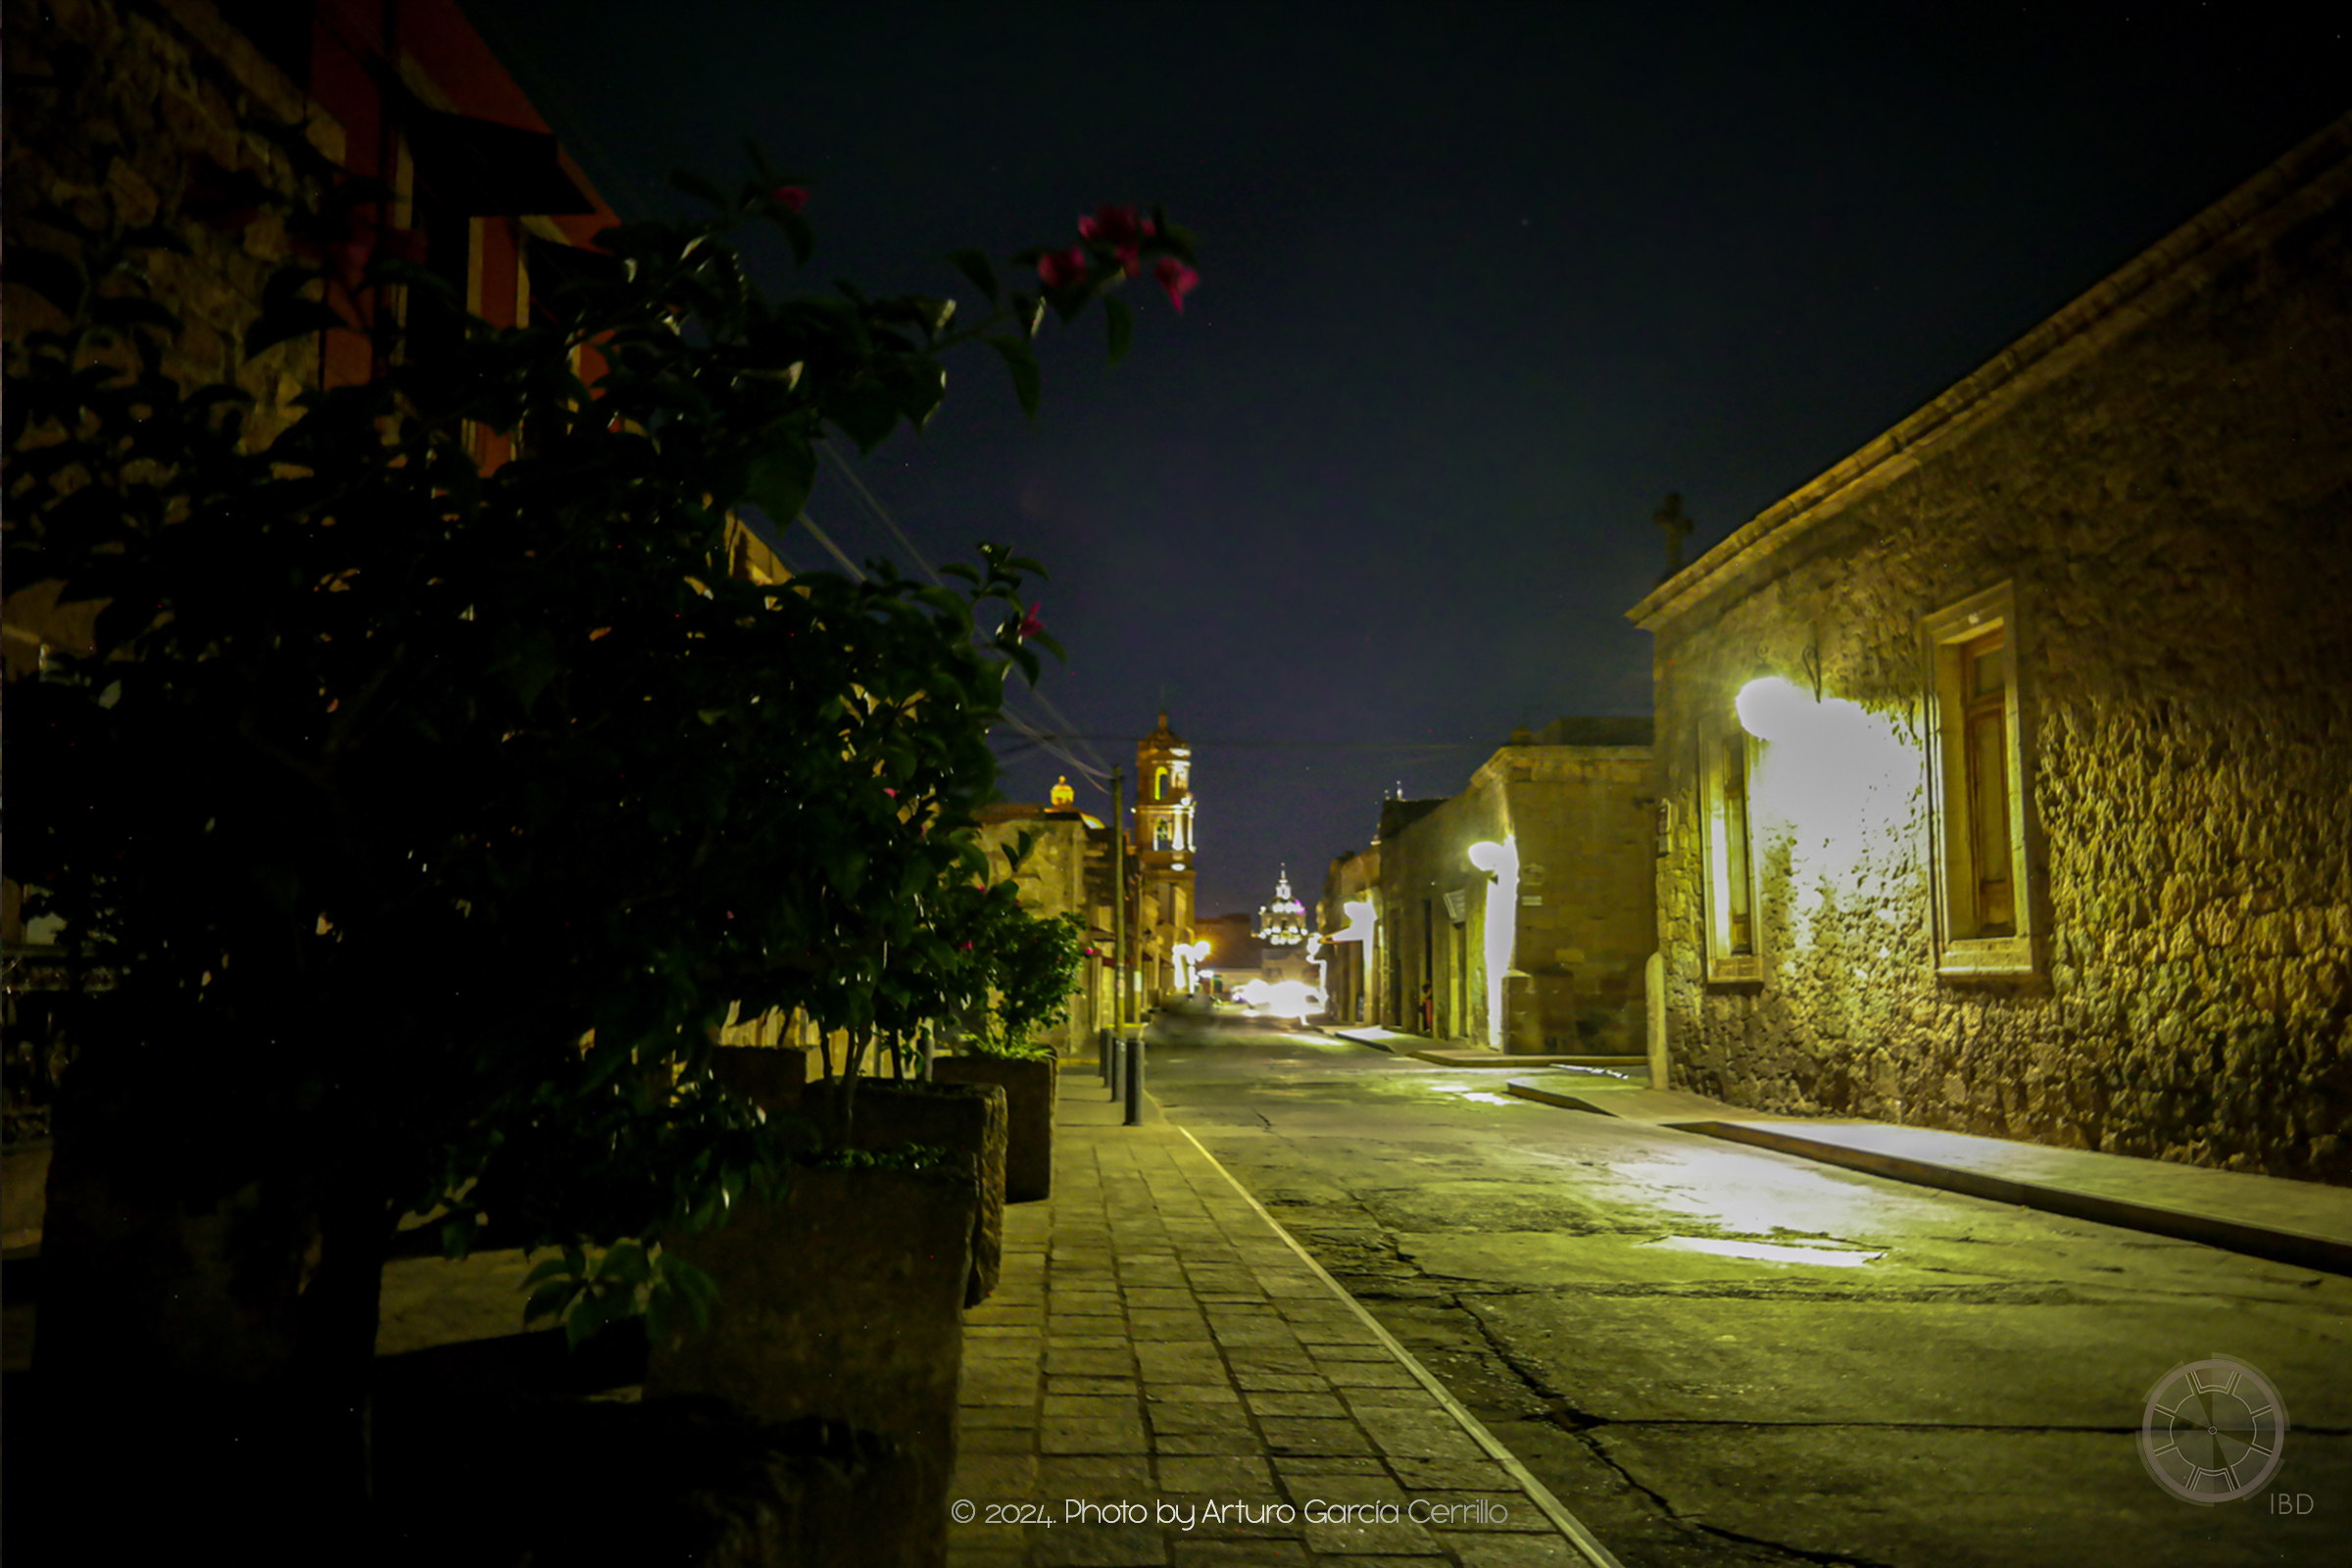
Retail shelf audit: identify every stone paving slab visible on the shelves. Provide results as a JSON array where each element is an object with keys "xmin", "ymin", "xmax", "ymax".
[{"xmin": 948, "ymin": 1069, "xmax": 1620, "ymax": 1568}]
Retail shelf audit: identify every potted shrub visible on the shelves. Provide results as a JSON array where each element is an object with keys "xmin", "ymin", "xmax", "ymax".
[{"xmin": 934, "ymin": 883, "xmax": 1088, "ymax": 1201}]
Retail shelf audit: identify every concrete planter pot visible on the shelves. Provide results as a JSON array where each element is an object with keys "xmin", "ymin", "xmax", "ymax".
[
  {"xmin": 706, "ymin": 1050, "xmax": 1007, "ymax": 1306},
  {"xmin": 646, "ymin": 1162, "xmax": 978, "ymax": 1567},
  {"xmin": 801, "ymin": 1078, "xmax": 1006, "ymax": 1307},
  {"xmin": 932, "ymin": 1054, "xmax": 1057, "ymax": 1201}
]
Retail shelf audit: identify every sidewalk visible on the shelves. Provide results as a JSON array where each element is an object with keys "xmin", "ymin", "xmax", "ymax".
[
  {"xmin": 949, "ymin": 1071, "xmax": 1620, "ymax": 1568},
  {"xmin": 1505, "ymin": 1070, "xmax": 2352, "ymax": 1278}
]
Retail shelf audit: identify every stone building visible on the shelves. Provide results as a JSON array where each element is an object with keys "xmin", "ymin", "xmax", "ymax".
[
  {"xmin": 1191, "ymin": 911, "xmax": 1257, "ymax": 1000},
  {"xmin": 972, "ymin": 798, "xmax": 1117, "ymax": 1057},
  {"xmin": 1318, "ymin": 848, "xmax": 1382, "ymax": 1025},
  {"xmin": 1342, "ymin": 720, "xmax": 1655, "ymax": 1050},
  {"xmin": 1130, "ymin": 712, "xmax": 1199, "ymax": 1004},
  {"xmin": 1628, "ymin": 112, "xmax": 2352, "ymax": 1182}
]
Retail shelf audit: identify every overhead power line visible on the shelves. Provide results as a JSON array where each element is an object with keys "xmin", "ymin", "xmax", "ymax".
[
  {"xmin": 790, "ymin": 506, "xmax": 1113, "ymax": 797},
  {"xmin": 812, "ymin": 445, "xmax": 1114, "ymax": 794}
]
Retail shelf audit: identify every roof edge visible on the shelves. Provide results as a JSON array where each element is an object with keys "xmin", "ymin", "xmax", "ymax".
[{"xmin": 1626, "ymin": 108, "xmax": 2352, "ymax": 633}]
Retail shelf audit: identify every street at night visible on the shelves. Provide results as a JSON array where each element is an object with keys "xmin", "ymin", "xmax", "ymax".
[
  {"xmin": 6, "ymin": 3, "xmax": 2349, "ymax": 1563},
  {"xmin": 1143, "ymin": 1018, "xmax": 2350, "ymax": 1566}
]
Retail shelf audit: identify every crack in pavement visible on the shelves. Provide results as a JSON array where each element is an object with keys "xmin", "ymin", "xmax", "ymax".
[{"xmin": 1688, "ymin": 1520, "xmax": 1902, "ymax": 1567}]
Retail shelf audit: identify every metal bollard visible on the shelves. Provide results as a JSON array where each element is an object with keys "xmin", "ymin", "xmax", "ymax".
[
  {"xmin": 1098, "ymin": 1026, "xmax": 1112, "ymax": 1083},
  {"xmin": 1123, "ymin": 1033, "xmax": 1144, "ymax": 1126},
  {"xmin": 1108, "ymin": 1029, "xmax": 1124, "ymax": 1102}
]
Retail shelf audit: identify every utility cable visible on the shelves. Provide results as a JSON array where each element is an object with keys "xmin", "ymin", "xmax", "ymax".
[
  {"xmin": 815, "ymin": 445, "xmax": 1115, "ymax": 793},
  {"xmin": 794, "ymin": 509, "xmax": 1111, "ymax": 795}
]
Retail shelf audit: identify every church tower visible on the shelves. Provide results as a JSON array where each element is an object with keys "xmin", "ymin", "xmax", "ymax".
[{"xmin": 1133, "ymin": 711, "xmax": 1198, "ymax": 1000}]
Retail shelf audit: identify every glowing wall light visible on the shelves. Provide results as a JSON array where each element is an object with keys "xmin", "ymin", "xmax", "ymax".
[
  {"xmin": 1734, "ymin": 675, "xmax": 1813, "ymax": 743},
  {"xmin": 1173, "ymin": 939, "xmax": 1211, "ymax": 993},
  {"xmin": 1733, "ymin": 673, "xmax": 1922, "ymax": 947},
  {"xmin": 1466, "ymin": 837, "xmax": 1519, "ymax": 1051},
  {"xmin": 1331, "ymin": 900, "xmax": 1377, "ymax": 944}
]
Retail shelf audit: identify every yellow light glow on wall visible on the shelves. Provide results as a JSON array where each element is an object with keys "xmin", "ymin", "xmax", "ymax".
[
  {"xmin": 1735, "ymin": 676, "xmax": 1921, "ymax": 949},
  {"xmin": 1466, "ymin": 837, "xmax": 1519, "ymax": 1050},
  {"xmin": 1332, "ymin": 900, "xmax": 1377, "ymax": 943}
]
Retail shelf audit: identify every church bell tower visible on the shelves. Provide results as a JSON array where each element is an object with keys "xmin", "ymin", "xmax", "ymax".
[{"xmin": 1133, "ymin": 712, "xmax": 1198, "ymax": 1000}]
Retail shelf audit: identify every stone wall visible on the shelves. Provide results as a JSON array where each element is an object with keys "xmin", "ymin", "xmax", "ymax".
[
  {"xmin": 2, "ymin": 0, "xmax": 336, "ymax": 444},
  {"xmin": 1639, "ymin": 116, "xmax": 2352, "ymax": 1182},
  {"xmin": 1376, "ymin": 743, "xmax": 1656, "ymax": 1049}
]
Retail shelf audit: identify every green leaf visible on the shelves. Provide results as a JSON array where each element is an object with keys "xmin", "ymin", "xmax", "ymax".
[
  {"xmin": 1103, "ymin": 295, "xmax": 1134, "ymax": 365},
  {"xmin": 985, "ymin": 335, "xmax": 1041, "ymax": 420},
  {"xmin": 523, "ymin": 1280, "xmax": 580, "ymax": 1326},
  {"xmin": 596, "ymin": 1240, "xmax": 652, "ymax": 1284},
  {"xmin": 882, "ymin": 357, "xmax": 948, "ymax": 432},
  {"xmin": 244, "ymin": 269, "xmax": 344, "ymax": 356},
  {"xmin": 743, "ymin": 435, "xmax": 816, "ymax": 524},
  {"xmin": 662, "ymin": 1252, "xmax": 720, "ymax": 1319},
  {"xmin": 564, "ymin": 1288, "xmax": 622, "ymax": 1350},
  {"xmin": 827, "ymin": 372, "xmax": 899, "ymax": 453},
  {"xmin": 522, "ymin": 1255, "xmax": 579, "ymax": 1288},
  {"xmin": 945, "ymin": 248, "xmax": 999, "ymax": 305},
  {"xmin": 772, "ymin": 209, "xmax": 815, "ymax": 269}
]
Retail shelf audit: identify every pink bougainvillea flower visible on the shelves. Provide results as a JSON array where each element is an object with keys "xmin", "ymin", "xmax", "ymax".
[
  {"xmin": 1017, "ymin": 602, "xmax": 1045, "ymax": 640},
  {"xmin": 1077, "ymin": 205, "xmax": 1150, "ymax": 246},
  {"xmin": 1037, "ymin": 246, "xmax": 1089, "ymax": 290},
  {"xmin": 884, "ymin": 787, "xmax": 899, "ymax": 798},
  {"xmin": 772, "ymin": 185, "xmax": 810, "ymax": 213},
  {"xmin": 1079, "ymin": 205, "xmax": 1154, "ymax": 276},
  {"xmin": 1153, "ymin": 257, "xmax": 1199, "ymax": 314}
]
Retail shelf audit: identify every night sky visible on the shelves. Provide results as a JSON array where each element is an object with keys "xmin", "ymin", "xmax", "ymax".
[{"xmin": 467, "ymin": 1, "xmax": 2345, "ymax": 921}]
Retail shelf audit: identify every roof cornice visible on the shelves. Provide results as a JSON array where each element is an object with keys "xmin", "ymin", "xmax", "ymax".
[{"xmin": 1626, "ymin": 109, "xmax": 2352, "ymax": 634}]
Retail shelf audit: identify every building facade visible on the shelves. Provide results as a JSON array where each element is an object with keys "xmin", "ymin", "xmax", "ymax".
[
  {"xmin": 1131, "ymin": 712, "xmax": 1199, "ymax": 1004},
  {"xmin": 1318, "ymin": 848, "xmax": 1382, "ymax": 1025},
  {"xmin": 973, "ymin": 801, "xmax": 1116, "ymax": 1057},
  {"xmin": 1630, "ymin": 112, "xmax": 2352, "ymax": 1182},
  {"xmin": 1345, "ymin": 721, "xmax": 1655, "ymax": 1050}
]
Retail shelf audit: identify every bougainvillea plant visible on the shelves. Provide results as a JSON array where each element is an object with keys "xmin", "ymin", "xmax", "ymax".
[{"xmin": 4, "ymin": 120, "xmax": 1196, "ymax": 1498}]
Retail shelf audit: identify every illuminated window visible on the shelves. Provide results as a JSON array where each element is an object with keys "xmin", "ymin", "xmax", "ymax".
[
  {"xmin": 1925, "ymin": 583, "xmax": 2038, "ymax": 976},
  {"xmin": 1700, "ymin": 725, "xmax": 1764, "ymax": 983},
  {"xmin": 1153, "ymin": 818, "xmax": 1172, "ymax": 851},
  {"xmin": 1153, "ymin": 765, "xmax": 1168, "ymax": 801}
]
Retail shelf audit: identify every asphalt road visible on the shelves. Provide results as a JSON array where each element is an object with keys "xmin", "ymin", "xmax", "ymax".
[{"xmin": 1141, "ymin": 1019, "xmax": 2349, "ymax": 1568}]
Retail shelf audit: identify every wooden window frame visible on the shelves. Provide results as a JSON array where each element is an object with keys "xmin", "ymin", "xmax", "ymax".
[
  {"xmin": 1699, "ymin": 723, "xmax": 1764, "ymax": 984},
  {"xmin": 1923, "ymin": 583, "xmax": 2040, "ymax": 979}
]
